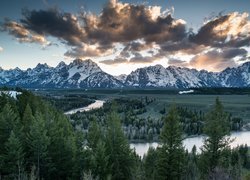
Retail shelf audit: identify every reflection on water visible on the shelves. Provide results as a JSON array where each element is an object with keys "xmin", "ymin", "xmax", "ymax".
[
  {"xmin": 130, "ymin": 131, "xmax": 250, "ymax": 157},
  {"xmin": 64, "ymin": 100, "xmax": 105, "ymax": 115}
]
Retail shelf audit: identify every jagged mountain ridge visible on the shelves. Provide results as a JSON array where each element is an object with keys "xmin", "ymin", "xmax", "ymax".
[
  {"xmin": 0, "ymin": 59, "xmax": 250, "ymax": 88},
  {"xmin": 0, "ymin": 59, "xmax": 124, "ymax": 88}
]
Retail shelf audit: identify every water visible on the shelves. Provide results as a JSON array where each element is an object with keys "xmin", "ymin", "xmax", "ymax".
[
  {"xmin": 130, "ymin": 131, "xmax": 250, "ymax": 157},
  {"xmin": 64, "ymin": 100, "xmax": 105, "ymax": 115}
]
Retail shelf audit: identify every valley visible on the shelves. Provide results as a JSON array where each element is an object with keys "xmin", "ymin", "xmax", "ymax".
[{"xmin": 35, "ymin": 88, "xmax": 250, "ymax": 143}]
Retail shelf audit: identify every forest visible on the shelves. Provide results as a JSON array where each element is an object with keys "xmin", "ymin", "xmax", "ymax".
[{"xmin": 0, "ymin": 89, "xmax": 250, "ymax": 179}]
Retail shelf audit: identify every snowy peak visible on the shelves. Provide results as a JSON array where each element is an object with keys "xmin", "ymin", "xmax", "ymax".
[
  {"xmin": 0, "ymin": 60, "xmax": 250, "ymax": 88},
  {"xmin": 125, "ymin": 61, "xmax": 250, "ymax": 88},
  {"xmin": 115, "ymin": 74, "xmax": 127, "ymax": 83},
  {"xmin": 0, "ymin": 59, "xmax": 121, "ymax": 88},
  {"xmin": 56, "ymin": 61, "xmax": 66, "ymax": 69}
]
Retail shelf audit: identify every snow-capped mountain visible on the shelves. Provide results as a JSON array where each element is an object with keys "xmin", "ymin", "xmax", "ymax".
[
  {"xmin": 0, "ymin": 59, "xmax": 124, "ymax": 88},
  {"xmin": 115, "ymin": 74, "xmax": 127, "ymax": 83},
  {"xmin": 0, "ymin": 59, "xmax": 250, "ymax": 89},
  {"xmin": 125, "ymin": 65, "xmax": 219, "ymax": 88},
  {"xmin": 125, "ymin": 62, "xmax": 250, "ymax": 88}
]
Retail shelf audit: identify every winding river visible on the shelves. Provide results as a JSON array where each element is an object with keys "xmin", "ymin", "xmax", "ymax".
[
  {"xmin": 64, "ymin": 100, "xmax": 105, "ymax": 115},
  {"xmin": 64, "ymin": 100, "xmax": 250, "ymax": 157},
  {"xmin": 130, "ymin": 131, "xmax": 250, "ymax": 157}
]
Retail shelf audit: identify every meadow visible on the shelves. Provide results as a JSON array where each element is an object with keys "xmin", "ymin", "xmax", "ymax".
[{"xmin": 34, "ymin": 88, "xmax": 250, "ymax": 123}]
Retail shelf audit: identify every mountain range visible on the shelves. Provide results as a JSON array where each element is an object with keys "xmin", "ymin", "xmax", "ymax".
[{"xmin": 0, "ymin": 59, "xmax": 250, "ymax": 89}]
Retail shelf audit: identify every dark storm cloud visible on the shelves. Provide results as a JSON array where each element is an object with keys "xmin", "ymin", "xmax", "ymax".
[
  {"xmin": 20, "ymin": 8, "xmax": 85, "ymax": 46},
  {"xmin": 81, "ymin": 0, "xmax": 187, "ymax": 45}
]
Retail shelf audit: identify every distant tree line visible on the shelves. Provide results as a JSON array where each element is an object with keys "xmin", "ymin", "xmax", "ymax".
[{"xmin": 70, "ymin": 98, "xmax": 243, "ymax": 142}]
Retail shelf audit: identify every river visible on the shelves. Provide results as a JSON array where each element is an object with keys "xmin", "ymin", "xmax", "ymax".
[
  {"xmin": 130, "ymin": 131, "xmax": 250, "ymax": 157},
  {"xmin": 64, "ymin": 101, "xmax": 250, "ymax": 157},
  {"xmin": 64, "ymin": 100, "xmax": 105, "ymax": 115}
]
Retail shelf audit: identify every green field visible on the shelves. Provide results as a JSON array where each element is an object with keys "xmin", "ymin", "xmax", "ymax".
[
  {"xmin": 34, "ymin": 89, "xmax": 250, "ymax": 122},
  {"xmin": 140, "ymin": 94, "xmax": 250, "ymax": 122}
]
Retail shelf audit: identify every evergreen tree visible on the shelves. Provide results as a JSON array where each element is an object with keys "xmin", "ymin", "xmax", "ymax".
[
  {"xmin": 157, "ymin": 105, "xmax": 185, "ymax": 180},
  {"xmin": 88, "ymin": 118, "xmax": 102, "ymax": 150},
  {"xmin": 22, "ymin": 104, "xmax": 34, "ymax": 134},
  {"xmin": 92, "ymin": 141, "xmax": 109, "ymax": 180},
  {"xmin": 48, "ymin": 113, "xmax": 77, "ymax": 179},
  {"xmin": 27, "ymin": 112, "xmax": 50, "ymax": 180},
  {"xmin": 0, "ymin": 103, "xmax": 18, "ymax": 155},
  {"xmin": 184, "ymin": 146, "xmax": 199, "ymax": 180},
  {"xmin": 86, "ymin": 118, "xmax": 109, "ymax": 179},
  {"xmin": 200, "ymin": 98, "xmax": 231, "ymax": 177},
  {"xmin": 105, "ymin": 111, "xmax": 135, "ymax": 180},
  {"xmin": 3, "ymin": 131, "xmax": 25, "ymax": 180},
  {"xmin": 144, "ymin": 147, "xmax": 158, "ymax": 180}
]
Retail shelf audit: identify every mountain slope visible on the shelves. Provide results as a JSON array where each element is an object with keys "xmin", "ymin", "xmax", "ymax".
[
  {"xmin": 1, "ymin": 59, "xmax": 123, "ymax": 88},
  {"xmin": 0, "ymin": 60, "xmax": 250, "ymax": 89}
]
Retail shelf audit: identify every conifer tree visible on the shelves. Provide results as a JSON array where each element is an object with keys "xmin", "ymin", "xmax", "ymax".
[
  {"xmin": 22, "ymin": 104, "xmax": 34, "ymax": 134},
  {"xmin": 200, "ymin": 98, "xmax": 231, "ymax": 177},
  {"xmin": 27, "ymin": 112, "xmax": 50, "ymax": 180},
  {"xmin": 47, "ymin": 113, "xmax": 77, "ymax": 179},
  {"xmin": 105, "ymin": 111, "xmax": 135, "ymax": 180},
  {"xmin": 144, "ymin": 147, "xmax": 158, "ymax": 180},
  {"xmin": 3, "ymin": 131, "xmax": 25, "ymax": 180},
  {"xmin": 0, "ymin": 103, "xmax": 18, "ymax": 154},
  {"xmin": 157, "ymin": 105, "xmax": 185, "ymax": 180},
  {"xmin": 88, "ymin": 118, "xmax": 102, "ymax": 150}
]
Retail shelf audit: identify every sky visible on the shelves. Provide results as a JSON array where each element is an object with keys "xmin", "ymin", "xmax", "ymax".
[{"xmin": 0, "ymin": 0, "xmax": 249, "ymax": 75}]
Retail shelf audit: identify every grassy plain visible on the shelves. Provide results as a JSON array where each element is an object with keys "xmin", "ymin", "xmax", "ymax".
[{"xmin": 34, "ymin": 88, "xmax": 250, "ymax": 122}]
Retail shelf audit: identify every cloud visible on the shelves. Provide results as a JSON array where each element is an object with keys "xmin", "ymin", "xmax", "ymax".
[
  {"xmin": 82, "ymin": 0, "xmax": 186, "ymax": 45},
  {"xmin": 100, "ymin": 51, "xmax": 163, "ymax": 65},
  {"xmin": 189, "ymin": 48, "xmax": 247, "ymax": 71},
  {"xmin": 2, "ymin": 1, "xmax": 187, "ymax": 59},
  {"xmin": 64, "ymin": 43, "xmax": 115, "ymax": 58},
  {"xmin": 0, "ymin": 46, "xmax": 3, "ymax": 52},
  {"xmin": 168, "ymin": 58, "xmax": 187, "ymax": 66},
  {"xmin": 2, "ymin": 20, "xmax": 50, "ymax": 46},
  {"xmin": 21, "ymin": 8, "xmax": 86, "ymax": 47},
  {"xmin": 190, "ymin": 12, "xmax": 250, "ymax": 48},
  {"xmin": 1, "ymin": 0, "xmax": 250, "ymax": 71},
  {"xmin": 100, "ymin": 57, "xmax": 128, "ymax": 65}
]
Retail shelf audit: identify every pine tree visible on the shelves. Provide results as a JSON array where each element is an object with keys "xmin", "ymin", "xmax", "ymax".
[
  {"xmin": 105, "ymin": 111, "xmax": 135, "ymax": 180},
  {"xmin": 184, "ymin": 146, "xmax": 199, "ymax": 180},
  {"xmin": 157, "ymin": 105, "xmax": 185, "ymax": 180},
  {"xmin": 88, "ymin": 118, "xmax": 102, "ymax": 150},
  {"xmin": 27, "ymin": 112, "xmax": 50, "ymax": 180},
  {"xmin": 93, "ymin": 141, "xmax": 109, "ymax": 180},
  {"xmin": 47, "ymin": 113, "xmax": 77, "ymax": 179},
  {"xmin": 0, "ymin": 103, "xmax": 18, "ymax": 154},
  {"xmin": 22, "ymin": 104, "xmax": 34, "ymax": 134},
  {"xmin": 3, "ymin": 131, "xmax": 25, "ymax": 180},
  {"xmin": 144, "ymin": 147, "xmax": 158, "ymax": 180},
  {"xmin": 200, "ymin": 98, "xmax": 231, "ymax": 177}
]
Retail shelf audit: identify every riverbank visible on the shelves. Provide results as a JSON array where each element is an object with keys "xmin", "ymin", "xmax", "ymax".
[
  {"xmin": 131, "ymin": 131, "xmax": 250, "ymax": 157},
  {"xmin": 64, "ymin": 100, "xmax": 105, "ymax": 115}
]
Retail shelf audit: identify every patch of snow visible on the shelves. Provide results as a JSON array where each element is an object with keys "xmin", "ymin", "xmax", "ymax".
[
  {"xmin": 178, "ymin": 90, "xmax": 194, "ymax": 94},
  {"xmin": 0, "ymin": 91, "xmax": 22, "ymax": 99}
]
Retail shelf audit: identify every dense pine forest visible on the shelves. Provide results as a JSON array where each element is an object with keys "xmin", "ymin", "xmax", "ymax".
[{"xmin": 1, "ymin": 89, "xmax": 250, "ymax": 179}]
